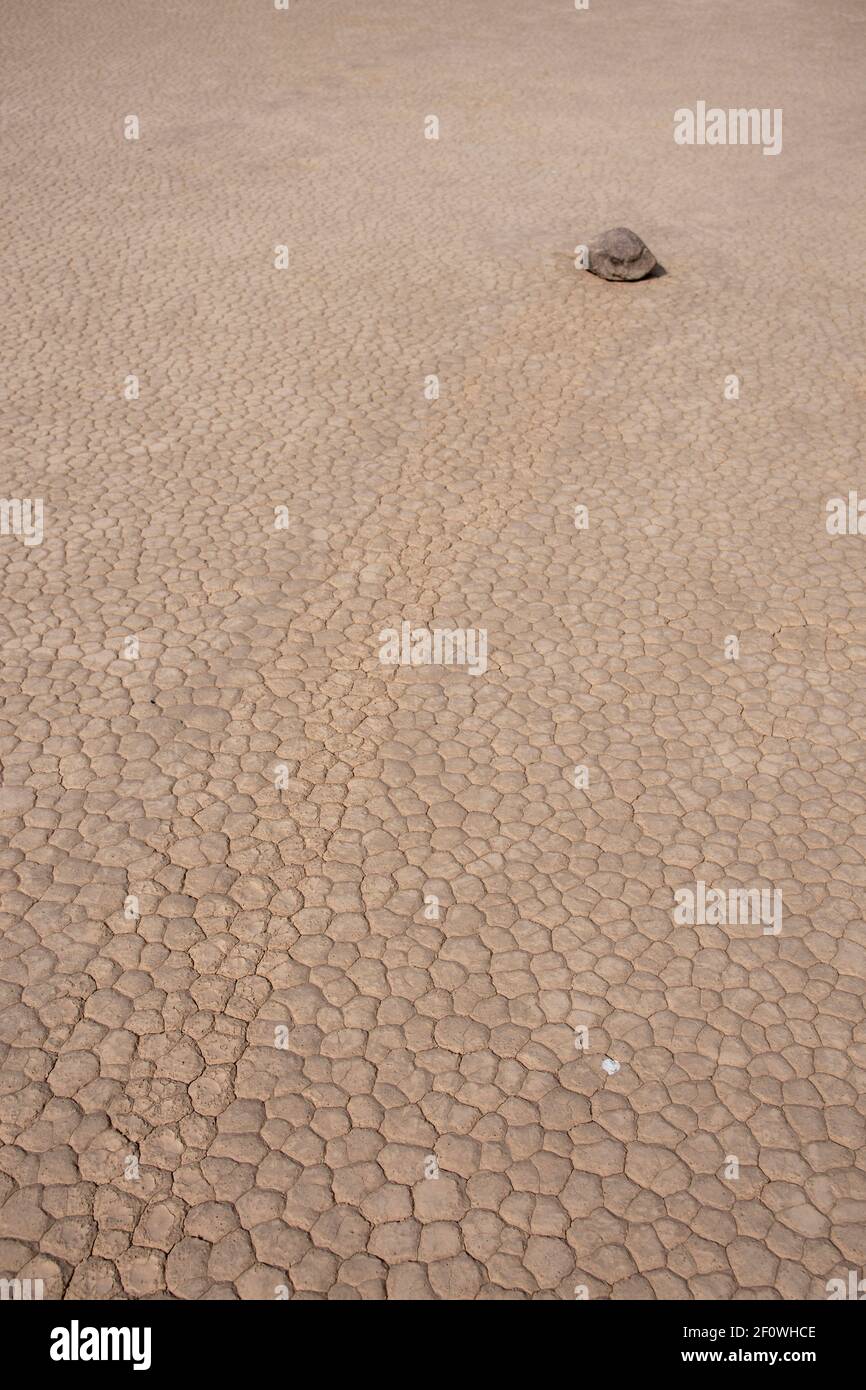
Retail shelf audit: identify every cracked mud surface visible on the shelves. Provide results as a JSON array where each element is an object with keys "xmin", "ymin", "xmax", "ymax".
[{"xmin": 1, "ymin": 0, "xmax": 865, "ymax": 1300}]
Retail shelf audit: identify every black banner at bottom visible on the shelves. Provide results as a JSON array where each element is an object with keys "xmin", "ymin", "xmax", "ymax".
[{"xmin": 5, "ymin": 1296, "xmax": 861, "ymax": 1378}]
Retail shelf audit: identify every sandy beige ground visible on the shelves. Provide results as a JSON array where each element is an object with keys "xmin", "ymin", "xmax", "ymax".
[{"xmin": 1, "ymin": 0, "xmax": 865, "ymax": 1300}]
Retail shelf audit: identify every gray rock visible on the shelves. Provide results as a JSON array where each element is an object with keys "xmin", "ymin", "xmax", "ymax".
[{"xmin": 587, "ymin": 227, "xmax": 656, "ymax": 281}]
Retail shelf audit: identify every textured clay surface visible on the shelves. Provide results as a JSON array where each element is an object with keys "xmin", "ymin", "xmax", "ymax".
[{"xmin": 1, "ymin": 0, "xmax": 865, "ymax": 1301}]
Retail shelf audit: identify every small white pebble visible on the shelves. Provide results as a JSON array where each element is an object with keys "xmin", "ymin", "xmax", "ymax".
[{"xmin": 601, "ymin": 1058, "xmax": 620, "ymax": 1075}]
